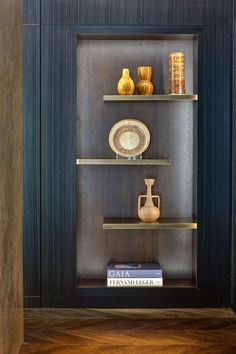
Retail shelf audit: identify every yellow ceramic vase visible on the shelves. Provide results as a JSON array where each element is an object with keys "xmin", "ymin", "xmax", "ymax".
[
  {"xmin": 117, "ymin": 68, "xmax": 135, "ymax": 95},
  {"xmin": 136, "ymin": 66, "xmax": 154, "ymax": 95}
]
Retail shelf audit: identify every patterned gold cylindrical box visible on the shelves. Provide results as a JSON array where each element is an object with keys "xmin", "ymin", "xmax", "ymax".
[{"xmin": 169, "ymin": 52, "xmax": 185, "ymax": 94}]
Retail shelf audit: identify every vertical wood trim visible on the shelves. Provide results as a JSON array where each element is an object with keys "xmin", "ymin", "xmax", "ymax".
[
  {"xmin": 232, "ymin": 17, "xmax": 236, "ymax": 310},
  {"xmin": 23, "ymin": 25, "xmax": 41, "ymax": 304},
  {"xmin": 0, "ymin": 0, "xmax": 23, "ymax": 351},
  {"xmin": 23, "ymin": 0, "xmax": 41, "ymax": 24},
  {"xmin": 198, "ymin": 25, "xmax": 231, "ymax": 305},
  {"xmin": 41, "ymin": 26, "xmax": 77, "ymax": 298}
]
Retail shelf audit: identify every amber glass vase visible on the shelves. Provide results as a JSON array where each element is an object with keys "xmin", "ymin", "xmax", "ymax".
[
  {"xmin": 169, "ymin": 52, "xmax": 185, "ymax": 95},
  {"xmin": 117, "ymin": 68, "xmax": 135, "ymax": 95},
  {"xmin": 136, "ymin": 66, "xmax": 154, "ymax": 95}
]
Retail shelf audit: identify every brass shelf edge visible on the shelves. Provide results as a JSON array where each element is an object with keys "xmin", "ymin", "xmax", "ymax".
[
  {"xmin": 103, "ymin": 218, "xmax": 197, "ymax": 230},
  {"xmin": 76, "ymin": 159, "xmax": 171, "ymax": 166},
  {"xmin": 78, "ymin": 279, "xmax": 195, "ymax": 289},
  {"xmin": 103, "ymin": 94, "xmax": 198, "ymax": 102}
]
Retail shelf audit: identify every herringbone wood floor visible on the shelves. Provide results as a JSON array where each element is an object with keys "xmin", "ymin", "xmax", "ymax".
[{"xmin": 21, "ymin": 308, "xmax": 236, "ymax": 353}]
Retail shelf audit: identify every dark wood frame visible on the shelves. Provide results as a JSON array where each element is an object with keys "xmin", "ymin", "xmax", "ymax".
[
  {"xmin": 232, "ymin": 9, "xmax": 236, "ymax": 313},
  {"xmin": 23, "ymin": 1, "xmax": 233, "ymax": 308}
]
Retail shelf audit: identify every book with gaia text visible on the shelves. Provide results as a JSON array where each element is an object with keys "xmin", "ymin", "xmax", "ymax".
[{"xmin": 107, "ymin": 262, "xmax": 163, "ymax": 287}]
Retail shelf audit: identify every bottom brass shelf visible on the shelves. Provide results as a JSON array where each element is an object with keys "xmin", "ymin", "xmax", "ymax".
[{"xmin": 78, "ymin": 279, "xmax": 195, "ymax": 289}]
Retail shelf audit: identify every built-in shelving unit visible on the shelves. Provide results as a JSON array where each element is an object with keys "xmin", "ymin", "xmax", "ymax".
[
  {"xmin": 103, "ymin": 218, "xmax": 197, "ymax": 230},
  {"xmin": 103, "ymin": 94, "xmax": 198, "ymax": 102},
  {"xmin": 74, "ymin": 31, "xmax": 199, "ymax": 302},
  {"xmin": 76, "ymin": 159, "xmax": 171, "ymax": 166},
  {"xmin": 23, "ymin": 0, "xmax": 232, "ymax": 310}
]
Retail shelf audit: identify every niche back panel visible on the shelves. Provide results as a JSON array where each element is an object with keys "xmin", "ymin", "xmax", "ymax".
[{"xmin": 76, "ymin": 38, "xmax": 197, "ymax": 282}]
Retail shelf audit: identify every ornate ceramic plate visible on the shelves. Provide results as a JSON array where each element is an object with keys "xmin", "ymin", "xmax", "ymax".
[{"xmin": 109, "ymin": 119, "xmax": 150, "ymax": 158}]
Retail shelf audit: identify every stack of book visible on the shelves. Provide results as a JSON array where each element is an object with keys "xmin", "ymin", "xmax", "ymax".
[{"xmin": 107, "ymin": 262, "xmax": 163, "ymax": 287}]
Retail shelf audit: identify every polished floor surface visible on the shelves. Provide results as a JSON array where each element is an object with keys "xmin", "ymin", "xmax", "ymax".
[{"xmin": 20, "ymin": 308, "xmax": 236, "ymax": 353}]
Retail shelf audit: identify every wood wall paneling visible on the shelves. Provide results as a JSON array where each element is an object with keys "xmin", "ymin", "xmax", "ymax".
[
  {"xmin": 23, "ymin": 0, "xmax": 41, "ymax": 24},
  {"xmin": 23, "ymin": 26, "xmax": 41, "ymax": 308},
  {"xmin": 197, "ymin": 25, "xmax": 231, "ymax": 306},
  {"xmin": 78, "ymin": 0, "xmax": 111, "ymax": 25},
  {"xmin": 41, "ymin": 25, "xmax": 77, "ymax": 299},
  {"xmin": 206, "ymin": 0, "xmax": 232, "ymax": 25},
  {"xmin": 0, "ymin": 0, "xmax": 23, "ymax": 352},
  {"xmin": 41, "ymin": 0, "xmax": 79, "ymax": 25},
  {"xmin": 40, "ymin": 0, "xmax": 231, "ymax": 26}
]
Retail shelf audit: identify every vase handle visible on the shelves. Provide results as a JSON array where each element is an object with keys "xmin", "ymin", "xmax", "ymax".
[
  {"xmin": 138, "ymin": 195, "xmax": 146, "ymax": 213},
  {"xmin": 152, "ymin": 195, "xmax": 160, "ymax": 209}
]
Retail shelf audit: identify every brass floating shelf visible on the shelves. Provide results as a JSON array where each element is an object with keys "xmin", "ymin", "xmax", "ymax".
[
  {"xmin": 103, "ymin": 94, "xmax": 198, "ymax": 102},
  {"xmin": 103, "ymin": 218, "xmax": 197, "ymax": 230},
  {"xmin": 76, "ymin": 159, "xmax": 171, "ymax": 166},
  {"xmin": 78, "ymin": 279, "xmax": 195, "ymax": 289}
]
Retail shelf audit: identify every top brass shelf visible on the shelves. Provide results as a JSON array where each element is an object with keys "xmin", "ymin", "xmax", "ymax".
[{"xmin": 103, "ymin": 94, "xmax": 198, "ymax": 102}]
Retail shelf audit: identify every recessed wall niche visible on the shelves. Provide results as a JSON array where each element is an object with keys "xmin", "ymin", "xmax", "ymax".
[{"xmin": 76, "ymin": 34, "xmax": 198, "ymax": 288}]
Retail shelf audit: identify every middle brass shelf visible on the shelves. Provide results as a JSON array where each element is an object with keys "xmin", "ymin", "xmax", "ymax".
[
  {"xmin": 103, "ymin": 218, "xmax": 197, "ymax": 230},
  {"xmin": 76, "ymin": 159, "xmax": 171, "ymax": 166}
]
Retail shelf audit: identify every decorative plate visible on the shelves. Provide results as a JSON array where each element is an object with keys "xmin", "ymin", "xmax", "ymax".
[{"xmin": 109, "ymin": 119, "xmax": 150, "ymax": 158}]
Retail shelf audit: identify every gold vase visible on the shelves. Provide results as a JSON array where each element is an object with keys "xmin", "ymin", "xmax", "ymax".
[
  {"xmin": 117, "ymin": 68, "xmax": 135, "ymax": 95},
  {"xmin": 136, "ymin": 66, "xmax": 154, "ymax": 95},
  {"xmin": 138, "ymin": 179, "xmax": 160, "ymax": 222},
  {"xmin": 169, "ymin": 52, "xmax": 185, "ymax": 95}
]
